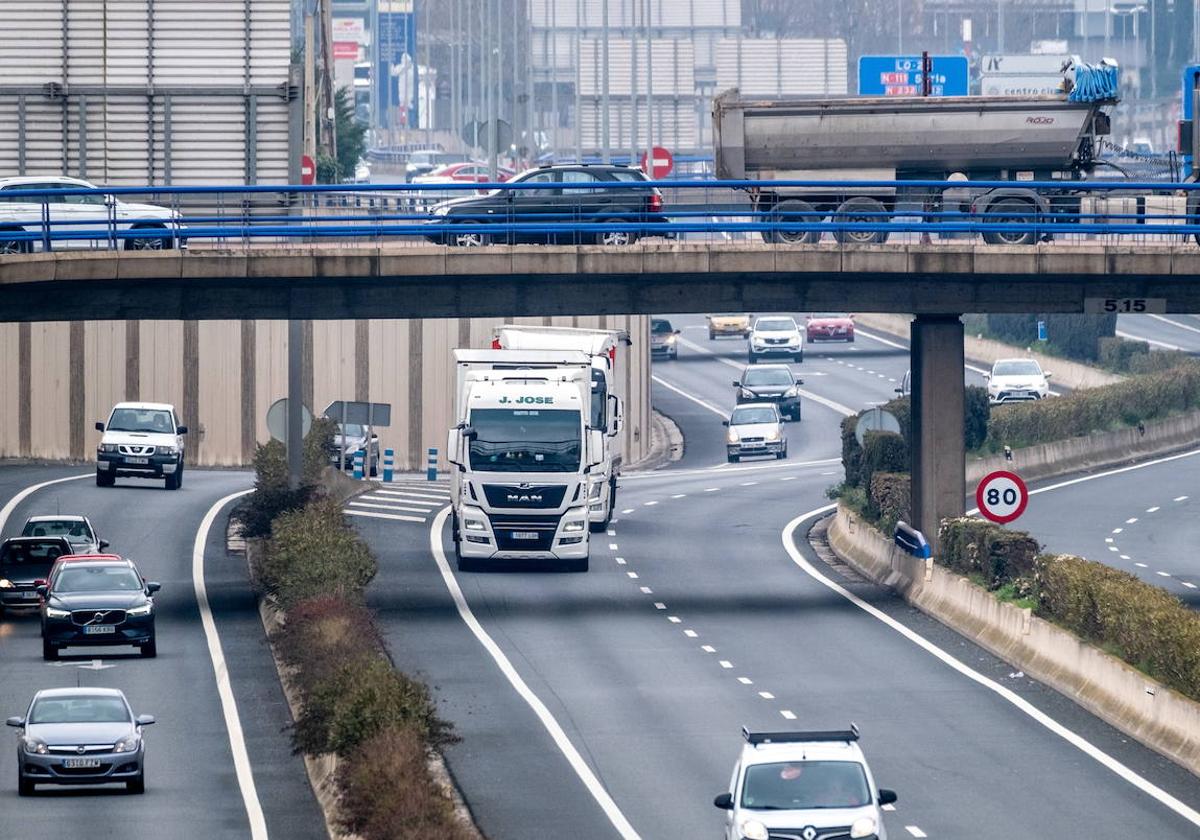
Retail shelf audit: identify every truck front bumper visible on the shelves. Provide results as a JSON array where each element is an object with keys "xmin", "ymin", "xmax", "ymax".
[{"xmin": 458, "ymin": 506, "xmax": 590, "ymax": 560}]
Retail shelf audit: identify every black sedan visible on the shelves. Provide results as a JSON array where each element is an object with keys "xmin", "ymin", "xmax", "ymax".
[
  {"xmin": 0, "ymin": 537, "xmax": 73, "ymax": 616},
  {"xmin": 40, "ymin": 556, "xmax": 159, "ymax": 660},
  {"xmin": 426, "ymin": 164, "xmax": 668, "ymax": 246}
]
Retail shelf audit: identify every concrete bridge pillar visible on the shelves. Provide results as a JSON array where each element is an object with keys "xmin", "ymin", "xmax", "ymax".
[{"xmin": 910, "ymin": 314, "xmax": 965, "ymax": 553}]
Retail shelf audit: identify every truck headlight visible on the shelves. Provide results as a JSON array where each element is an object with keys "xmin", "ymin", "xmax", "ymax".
[
  {"xmin": 588, "ymin": 479, "xmax": 604, "ymax": 500},
  {"xmin": 563, "ymin": 519, "xmax": 587, "ymax": 533},
  {"xmin": 738, "ymin": 818, "xmax": 769, "ymax": 840},
  {"xmin": 850, "ymin": 816, "xmax": 878, "ymax": 839},
  {"xmin": 463, "ymin": 517, "xmax": 487, "ymax": 532}
]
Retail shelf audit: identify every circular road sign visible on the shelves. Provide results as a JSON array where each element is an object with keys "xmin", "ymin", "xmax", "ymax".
[
  {"xmin": 640, "ymin": 145, "xmax": 674, "ymax": 179},
  {"xmin": 266, "ymin": 398, "xmax": 313, "ymax": 445},
  {"xmin": 976, "ymin": 470, "xmax": 1029, "ymax": 524},
  {"xmin": 854, "ymin": 407, "xmax": 902, "ymax": 447}
]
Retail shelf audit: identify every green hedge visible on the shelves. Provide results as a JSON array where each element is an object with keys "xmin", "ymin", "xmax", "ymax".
[
  {"xmin": 860, "ymin": 431, "xmax": 907, "ymax": 493},
  {"xmin": 237, "ymin": 417, "xmax": 336, "ymax": 539},
  {"xmin": 1037, "ymin": 553, "xmax": 1200, "ymax": 701},
  {"xmin": 938, "ymin": 517, "xmax": 1039, "ymax": 589},
  {"xmin": 1098, "ymin": 336, "xmax": 1193, "ymax": 375},
  {"xmin": 986, "ymin": 362, "xmax": 1200, "ymax": 450},
  {"xmin": 987, "ymin": 313, "xmax": 1116, "ymax": 361},
  {"xmin": 867, "ymin": 472, "xmax": 909, "ymax": 534}
]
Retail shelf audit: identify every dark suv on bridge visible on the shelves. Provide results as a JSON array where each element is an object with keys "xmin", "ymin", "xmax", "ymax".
[{"xmin": 426, "ymin": 164, "xmax": 668, "ymax": 246}]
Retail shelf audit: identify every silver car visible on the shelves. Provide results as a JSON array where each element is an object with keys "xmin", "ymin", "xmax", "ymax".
[
  {"xmin": 7, "ymin": 687, "xmax": 155, "ymax": 795},
  {"xmin": 20, "ymin": 515, "xmax": 108, "ymax": 556},
  {"xmin": 725, "ymin": 403, "xmax": 787, "ymax": 463}
]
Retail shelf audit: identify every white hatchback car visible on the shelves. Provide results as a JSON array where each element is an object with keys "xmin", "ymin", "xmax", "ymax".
[
  {"xmin": 724, "ymin": 403, "xmax": 787, "ymax": 463},
  {"xmin": 715, "ymin": 726, "xmax": 896, "ymax": 840},
  {"xmin": 985, "ymin": 358, "xmax": 1052, "ymax": 404},
  {"xmin": 0, "ymin": 176, "xmax": 184, "ymax": 254},
  {"xmin": 749, "ymin": 316, "xmax": 804, "ymax": 364}
]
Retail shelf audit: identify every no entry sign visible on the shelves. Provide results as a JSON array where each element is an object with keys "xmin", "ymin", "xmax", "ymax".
[
  {"xmin": 640, "ymin": 146, "xmax": 674, "ymax": 179},
  {"xmin": 976, "ymin": 470, "xmax": 1029, "ymax": 524}
]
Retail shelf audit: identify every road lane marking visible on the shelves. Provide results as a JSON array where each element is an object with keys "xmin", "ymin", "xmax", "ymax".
[
  {"xmin": 1126, "ymin": 518, "xmax": 1139, "ymax": 524},
  {"xmin": 1112, "ymin": 528, "xmax": 1123, "ymax": 533},
  {"xmin": 1184, "ymin": 582, "xmax": 1197, "ymax": 589},
  {"xmin": 652, "ymin": 373, "xmax": 728, "ymax": 417},
  {"xmin": 1148, "ymin": 313, "xmax": 1200, "ymax": 335},
  {"xmin": 671, "ymin": 494, "xmax": 687, "ymax": 499},
  {"xmin": 718, "ymin": 660, "xmax": 733, "ymax": 669},
  {"xmin": 1108, "ymin": 546, "xmax": 1119, "ymax": 552},
  {"xmin": 609, "ymin": 543, "xmax": 619, "ymax": 550},
  {"xmin": 1175, "ymin": 496, "xmax": 1189, "ymax": 502},
  {"xmin": 428, "ymin": 508, "xmax": 642, "ymax": 840},
  {"xmin": 1116, "ymin": 329, "xmax": 1186, "ymax": 351},
  {"xmin": 1120, "ymin": 555, "xmax": 1131, "ymax": 560},
  {"xmin": 0, "ymin": 472, "xmax": 90, "ymax": 532},
  {"xmin": 654, "ymin": 602, "xmax": 666, "ymax": 610},
  {"xmin": 1105, "ymin": 538, "xmax": 1114, "ymax": 543},
  {"xmin": 640, "ymin": 586, "xmax": 653, "ymax": 594},
  {"xmin": 683, "ymin": 629, "xmax": 698, "ymax": 638},
  {"xmin": 622, "ymin": 508, "xmax": 635, "ymax": 514},
  {"xmin": 1156, "ymin": 571, "xmax": 1172, "ymax": 577},
  {"xmin": 882, "ymin": 803, "xmax": 897, "ymax": 811},
  {"xmin": 643, "ymin": 500, "xmax": 658, "ymax": 506},
  {"xmin": 705, "ymin": 487, "xmax": 719, "ymax": 492},
  {"xmin": 780, "ymin": 710, "xmax": 797, "ymax": 720},
  {"xmin": 1146, "ymin": 506, "xmax": 1160, "ymax": 513},
  {"xmin": 668, "ymin": 616, "xmax": 681, "ymax": 623},
  {"xmin": 905, "ymin": 827, "xmax": 927, "ymax": 838},
  {"xmin": 349, "ymin": 500, "xmax": 432, "ymax": 514},
  {"xmin": 616, "ymin": 558, "xmax": 627, "ymax": 565},
  {"xmin": 1135, "ymin": 562, "xmax": 1148, "ymax": 568},
  {"xmin": 193, "ymin": 489, "xmax": 268, "ymax": 840},
  {"xmin": 344, "ymin": 509, "xmax": 426, "ymax": 523},
  {"xmin": 626, "ymin": 571, "xmax": 639, "ymax": 579},
  {"xmin": 607, "ymin": 529, "xmax": 616, "ymax": 536},
  {"xmin": 758, "ymin": 691, "xmax": 775, "ymax": 700},
  {"xmin": 701, "ymin": 645, "xmax": 716, "ymax": 653},
  {"xmin": 783, "ymin": 504, "xmax": 1200, "ymax": 829},
  {"xmin": 737, "ymin": 676, "xmax": 753, "ymax": 684}
]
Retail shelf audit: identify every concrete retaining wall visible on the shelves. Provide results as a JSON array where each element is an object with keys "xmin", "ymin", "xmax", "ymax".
[
  {"xmin": 827, "ymin": 503, "xmax": 1200, "ymax": 778},
  {"xmin": 0, "ymin": 315, "xmax": 653, "ymax": 470},
  {"xmin": 853, "ymin": 313, "xmax": 1125, "ymax": 390}
]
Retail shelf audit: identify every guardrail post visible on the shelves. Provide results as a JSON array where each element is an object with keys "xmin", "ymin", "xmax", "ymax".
[
  {"xmin": 353, "ymin": 450, "xmax": 364, "ymax": 480},
  {"xmin": 426, "ymin": 447, "xmax": 438, "ymax": 481},
  {"xmin": 383, "ymin": 448, "xmax": 394, "ymax": 483}
]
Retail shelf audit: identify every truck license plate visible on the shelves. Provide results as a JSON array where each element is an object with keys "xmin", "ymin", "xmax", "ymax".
[
  {"xmin": 84, "ymin": 625, "xmax": 116, "ymax": 635},
  {"xmin": 125, "ymin": 457, "xmax": 149, "ymax": 465},
  {"xmin": 64, "ymin": 758, "xmax": 101, "ymax": 769},
  {"xmin": 510, "ymin": 531, "xmax": 538, "ymax": 540}
]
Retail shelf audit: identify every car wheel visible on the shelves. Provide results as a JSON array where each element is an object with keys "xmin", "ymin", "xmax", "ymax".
[
  {"xmin": 452, "ymin": 228, "xmax": 487, "ymax": 247},
  {"xmin": 0, "ymin": 234, "xmax": 31, "ymax": 255},
  {"xmin": 981, "ymin": 198, "xmax": 1038, "ymax": 246},
  {"xmin": 794, "ymin": 352, "xmax": 804, "ymax": 363},
  {"xmin": 96, "ymin": 470, "xmax": 115, "ymax": 487},
  {"xmin": 127, "ymin": 774, "xmax": 145, "ymax": 794},
  {"xmin": 598, "ymin": 223, "xmax": 635, "ymax": 247},
  {"xmin": 728, "ymin": 455, "xmax": 740, "ymax": 463},
  {"xmin": 832, "ymin": 197, "xmax": 890, "ymax": 245},
  {"xmin": 165, "ymin": 471, "xmax": 180, "ymax": 491},
  {"xmin": 141, "ymin": 639, "xmax": 157, "ymax": 658},
  {"xmin": 847, "ymin": 334, "xmax": 855, "ymax": 343},
  {"xmin": 708, "ymin": 330, "xmax": 715, "ymax": 340},
  {"xmin": 42, "ymin": 639, "xmax": 57, "ymax": 661},
  {"xmin": 776, "ymin": 448, "xmax": 786, "ymax": 460},
  {"xmin": 18, "ymin": 777, "xmax": 34, "ymax": 796},
  {"xmin": 765, "ymin": 199, "xmax": 821, "ymax": 244},
  {"xmin": 125, "ymin": 224, "xmax": 171, "ymax": 250}
]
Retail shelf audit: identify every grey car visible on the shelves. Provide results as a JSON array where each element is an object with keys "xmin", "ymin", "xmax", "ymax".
[
  {"xmin": 7, "ymin": 687, "xmax": 154, "ymax": 795},
  {"xmin": 20, "ymin": 515, "xmax": 108, "ymax": 556}
]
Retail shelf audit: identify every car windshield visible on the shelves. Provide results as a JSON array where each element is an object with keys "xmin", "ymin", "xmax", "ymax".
[
  {"xmin": 731, "ymin": 407, "xmax": 777, "ymax": 425},
  {"xmin": 337, "ymin": 423, "xmax": 367, "ymax": 438},
  {"xmin": 993, "ymin": 360, "xmax": 1042, "ymax": 377},
  {"xmin": 21, "ymin": 519, "xmax": 93, "ymax": 544},
  {"xmin": 468, "ymin": 408, "xmax": 582, "ymax": 473},
  {"xmin": 756, "ymin": 319, "xmax": 796, "ymax": 332},
  {"xmin": 741, "ymin": 761, "xmax": 871, "ymax": 811},
  {"xmin": 54, "ymin": 566, "xmax": 143, "ymax": 593},
  {"xmin": 651, "ymin": 320, "xmax": 673, "ymax": 334},
  {"xmin": 106, "ymin": 408, "xmax": 174, "ymax": 434},
  {"xmin": 29, "ymin": 696, "xmax": 130, "ymax": 725},
  {"xmin": 743, "ymin": 369, "xmax": 793, "ymax": 387}
]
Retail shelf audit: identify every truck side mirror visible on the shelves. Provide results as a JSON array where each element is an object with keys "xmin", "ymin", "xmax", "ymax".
[
  {"xmin": 607, "ymin": 394, "xmax": 621, "ymax": 435},
  {"xmin": 587, "ymin": 429, "xmax": 605, "ymax": 469},
  {"xmin": 445, "ymin": 429, "xmax": 463, "ymax": 468}
]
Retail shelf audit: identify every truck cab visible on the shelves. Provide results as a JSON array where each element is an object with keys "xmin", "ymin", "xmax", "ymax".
[{"xmin": 447, "ymin": 356, "xmax": 603, "ymax": 573}]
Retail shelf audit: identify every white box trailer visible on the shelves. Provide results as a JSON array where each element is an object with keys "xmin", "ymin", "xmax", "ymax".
[{"xmin": 492, "ymin": 326, "xmax": 628, "ymax": 530}]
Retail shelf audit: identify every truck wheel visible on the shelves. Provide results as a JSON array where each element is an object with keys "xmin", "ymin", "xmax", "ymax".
[
  {"xmin": 96, "ymin": 470, "xmax": 115, "ymax": 487},
  {"xmin": 833, "ymin": 197, "xmax": 890, "ymax": 245},
  {"xmin": 982, "ymin": 198, "xmax": 1037, "ymax": 246},
  {"xmin": 766, "ymin": 199, "xmax": 821, "ymax": 244},
  {"xmin": 564, "ymin": 554, "xmax": 589, "ymax": 573}
]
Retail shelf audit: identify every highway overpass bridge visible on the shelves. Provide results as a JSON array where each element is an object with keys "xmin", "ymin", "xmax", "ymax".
[{"xmin": 3, "ymin": 238, "xmax": 1198, "ymax": 550}]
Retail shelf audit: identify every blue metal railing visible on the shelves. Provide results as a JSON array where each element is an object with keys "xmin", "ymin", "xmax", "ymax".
[{"xmin": 0, "ymin": 177, "xmax": 1198, "ymax": 253}]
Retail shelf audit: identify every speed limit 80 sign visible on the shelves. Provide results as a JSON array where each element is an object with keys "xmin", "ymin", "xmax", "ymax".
[{"xmin": 976, "ymin": 470, "xmax": 1029, "ymax": 524}]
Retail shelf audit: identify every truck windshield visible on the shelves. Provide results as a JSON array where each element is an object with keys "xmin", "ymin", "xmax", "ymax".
[{"xmin": 468, "ymin": 409, "xmax": 582, "ymax": 472}]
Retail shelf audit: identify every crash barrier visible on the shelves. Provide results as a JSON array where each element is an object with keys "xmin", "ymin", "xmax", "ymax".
[
  {"xmin": 426, "ymin": 448, "xmax": 438, "ymax": 482},
  {"xmin": 1, "ymin": 178, "xmax": 1200, "ymax": 253},
  {"xmin": 893, "ymin": 521, "xmax": 931, "ymax": 559},
  {"xmin": 383, "ymin": 449, "xmax": 394, "ymax": 483}
]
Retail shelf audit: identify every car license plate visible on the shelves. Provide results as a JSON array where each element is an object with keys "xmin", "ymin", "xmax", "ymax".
[
  {"xmin": 84, "ymin": 625, "xmax": 116, "ymax": 635},
  {"xmin": 63, "ymin": 758, "xmax": 101, "ymax": 769},
  {"xmin": 510, "ymin": 531, "xmax": 539, "ymax": 540},
  {"xmin": 21, "ymin": 591, "xmax": 39, "ymax": 600},
  {"xmin": 125, "ymin": 456, "xmax": 149, "ymax": 465}
]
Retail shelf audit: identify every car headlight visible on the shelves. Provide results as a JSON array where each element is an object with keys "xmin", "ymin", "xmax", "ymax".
[
  {"xmin": 850, "ymin": 816, "xmax": 878, "ymax": 839},
  {"xmin": 726, "ymin": 428, "xmax": 740, "ymax": 444},
  {"xmin": 739, "ymin": 389, "xmax": 755, "ymax": 400},
  {"xmin": 784, "ymin": 387, "xmax": 799, "ymax": 397},
  {"xmin": 432, "ymin": 204, "xmax": 452, "ymax": 217},
  {"xmin": 158, "ymin": 445, "xmax": 178, "ymax": 456},
  {"xmin": 127, "ymin": 603, "xmax": 153, "ymax": 617},
  {"xmin": 114, "ymin": 733, "xmax": 141, "ymax": 753},
  {"xmin": 98, "ymin": 443, "xmax": 119, "ymax": 453},
  {"xmin": 738, "ymin": 818, "xmax": 769, "ymax": 840},
  {"xmin": 765, "ymin": 428, "xmax": 781, "ymax": 442},
  {"xmin": 463, "ymin": 517, "xmax": 487, "ymax": 532},
  {"xmin": 787, "ymin": 335, "xmax": 800, "ymax": 344},
  {"xmin": 23, "ymin": 737, "xmax": 48, "ymax": 755},
  {"xmin": 0, "ymin": 578, "xmax": 12, "ymax": 589},
  {"xmin": 665, "ymin": 334, "xmax": 677, "ymax": 345},
  {"xmin": 563, "ymin": 519, "xmax": 587, "ymax": 533},
  {"xmin": 45, "ymin": 607, "xmax": 71, "ymax": 618}
]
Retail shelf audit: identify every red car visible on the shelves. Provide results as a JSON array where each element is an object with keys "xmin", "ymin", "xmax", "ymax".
[
  {"xmin": 414, "ymin": 162, "xmax": 515, "ymax": 186},
  {"xmin": 805, "ymin": 313, "xmax": 855, "ymax": 343}
]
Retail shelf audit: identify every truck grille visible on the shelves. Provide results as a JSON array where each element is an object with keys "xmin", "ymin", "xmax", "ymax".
[
  {"xmin": 489, "ymin": 514, "xmax": 562, "ymax": 551},
  {"xmin": 482, "ymin": 484, "xmax": 567, "ymax": 509}
]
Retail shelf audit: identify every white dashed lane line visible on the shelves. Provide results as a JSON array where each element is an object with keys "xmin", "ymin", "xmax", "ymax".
[
  {"xmin": 639, "ymin": 586, "xmax": 653, "ymax": 594},
  {"xmin": 654, "ymin": 602, "xmax": 666, "ymax": 610},
  {"xmin": 621, "ymin": 508, "xmax": 635, "ymax": 514},
  {"xmin": 626, "ymin": 571, "xmax": 639, "ymax": 579},
  {"xmin": 683, "ymin": 629, "xmax": 698, "ymax": 638},
  {"xmin": 906, "ymin": 827, "xmax": 928, "ymax": 838},
  {"xmin": 1126, "ymin": 517, "xmax": 1139, "ymax": 524},
  {"xmin": 780, "ymin": 710, "xmax": 797, "ymax": 720},
  {"xmin": 701, "ymin": 645, "xmax": 716, "ymax": 653},
  {"xmin": 1146, "ymin": 506, "xmax": 1160, "ymax": 513},
  {"xmin": 668, "ymin": 616, "xmax": 681, "ymax": 623},
  {"xmin": 758, "ymin": 691, "xmax": 775, "ymax": 700},
  {"xmin": 737, "ymin": 676, "xmax": 753, "ymax": 684},
  {"xmin": 1175, "ymin": 496, "xmax": 1189, "ymax": 502}
]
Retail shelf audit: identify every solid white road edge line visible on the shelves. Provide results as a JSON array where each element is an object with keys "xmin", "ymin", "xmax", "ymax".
[
  {"xmin": 782, "ymin": 504, "xmax": 1200, "ymax": 829},
  {"xmin": 0, "ymin": 473, "xmax": 91, "ymax": 532},
  {"xmin": 651, "ymin": 373, "xmax": 727, "ymax": 417},
  {"xmin": 1115, "ymin": 329, "xmax": 1185, "ymax": 351},
  {"xmin": 1149, "ymin": 313, "xmax": 1200, "ymax": 336},
  {"xmin": 427, "ymin": 507, "xmax": 642, "ymax": 840},
  {"xmin": 193, "ymin": 489, "xmax": 269, "ymax": 840}
]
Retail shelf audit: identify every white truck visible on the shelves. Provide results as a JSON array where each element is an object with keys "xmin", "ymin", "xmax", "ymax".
[
  {"xmin": 446, "ymin": 349, "xmax": 607, "ymax": 573},
  {"xmin": 491, "ymin": 325, "xmax": 628, "ymax": 531}
]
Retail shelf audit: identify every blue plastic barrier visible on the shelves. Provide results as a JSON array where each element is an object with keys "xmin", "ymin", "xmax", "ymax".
[{"xmin": 894, "ymin": 521, "xmax": 932, "ymax": 559}]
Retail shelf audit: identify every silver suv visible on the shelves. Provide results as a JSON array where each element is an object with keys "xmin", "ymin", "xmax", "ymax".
[{"xmin": 714, "ymin": 726, "xmax": 896, "ymax": 840}]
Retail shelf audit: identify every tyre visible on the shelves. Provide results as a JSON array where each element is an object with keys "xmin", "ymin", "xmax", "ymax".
[
  {"xmin": 96, "ymin": 470, "xmax": 115, "ymax": 487},
  {"xmin": 175, "ymin": 460, "xmax": 184, "ymax": 488},
  {"xmin": 454, "ymin": 537, "xmax": 477, "ymax": 572},
  {"xmin": 451, "ymin": 227, "xmax": 487, "ymax": 247},
  {"xmin": 125, "ymin": 224, "xmax": 171, "ymax": 251},
  {"xmin": 776, "ymin": 448, "xmax": 786, "ymax": 460},
  {"xmin": 598, "ymin": 222, "xmax": 636, "ymax": 247},
  {"xmin": 0, "ymin": 234, "xmax": 31, "ymax": 255},
  {"xmin": 564, "ymin": 554, "xmax": 589, "ymax": 573},
  {"xmin": 832, "ymin": 197, "xmax": 890, "ymax": 245},
  {"xmin": 42, "ymin": 639, "xmax": 57, "ymax": 661},
  {"xmin": 140, "ymin": 638, "xmax": 157, "ymax": 658},
  {"xmin": 847, "ymin": 334, "xmax": 855, "ymax": 343},
  {"xmin": 127, "ymin": 774, "xmax": 145, "ymax": 794},
  {"xmin": 981, "ymin": 198, "xmax": 1037, "ymax": 246},
  {"xmin": 18, "ymin": 777, "xmax": 34, "ymax": 797},
  {"xmin": 793, "ymin": 352, "xmax": 804, "ymax": 363},
  {"xmin": 164, "ymin": 471, "xmax": 180, "ymax": 491},
  {"xmin": 708, "ymin": 329, "xmax": 716, "ymax": 340},
  {"xmin": 764, "ymin": 199, "xmax": 821, "ymax": 244},
  {"xmin": 747, "ymin": 353, "xmax": 757, "ymax": 364},
  {"xmin": 728, "ymin": 455, "xmax": 740, "ymax": 463}
]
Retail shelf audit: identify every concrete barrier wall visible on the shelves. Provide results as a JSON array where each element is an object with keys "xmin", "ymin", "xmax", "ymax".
[
  {"xmin": 828, "ymin": 503, "xmax": 1200, "ymax": 777},
  {"xmin": 0, "ymin": 315, "xmax": 653, "ymax": 470},
  {"xmin": 853, "ymin": 313, "xmax": 1125, "ymax": 390}
]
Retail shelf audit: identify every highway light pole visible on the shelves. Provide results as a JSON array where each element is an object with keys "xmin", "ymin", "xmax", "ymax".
[
  {"xmin": 287, "ymin": 319, "xmax": 303, "ymax": 491},
  {"xmin": 600, "ymin": 0, "xmax": 610, "ymax": 162},
  {"xmin": 644, "ymin": 0, "xmax": 653, "ymax": 176}
]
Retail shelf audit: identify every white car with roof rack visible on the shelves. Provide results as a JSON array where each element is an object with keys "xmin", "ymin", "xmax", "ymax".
[{"xmin": 714, "ymin": 725, "xmax": 896, "ymax": 840}]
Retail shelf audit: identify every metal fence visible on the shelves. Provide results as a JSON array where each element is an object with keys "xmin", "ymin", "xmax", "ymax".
[{"xmin": 0, "ymin": 177, "xmax": 1198, "ymax": 254}]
